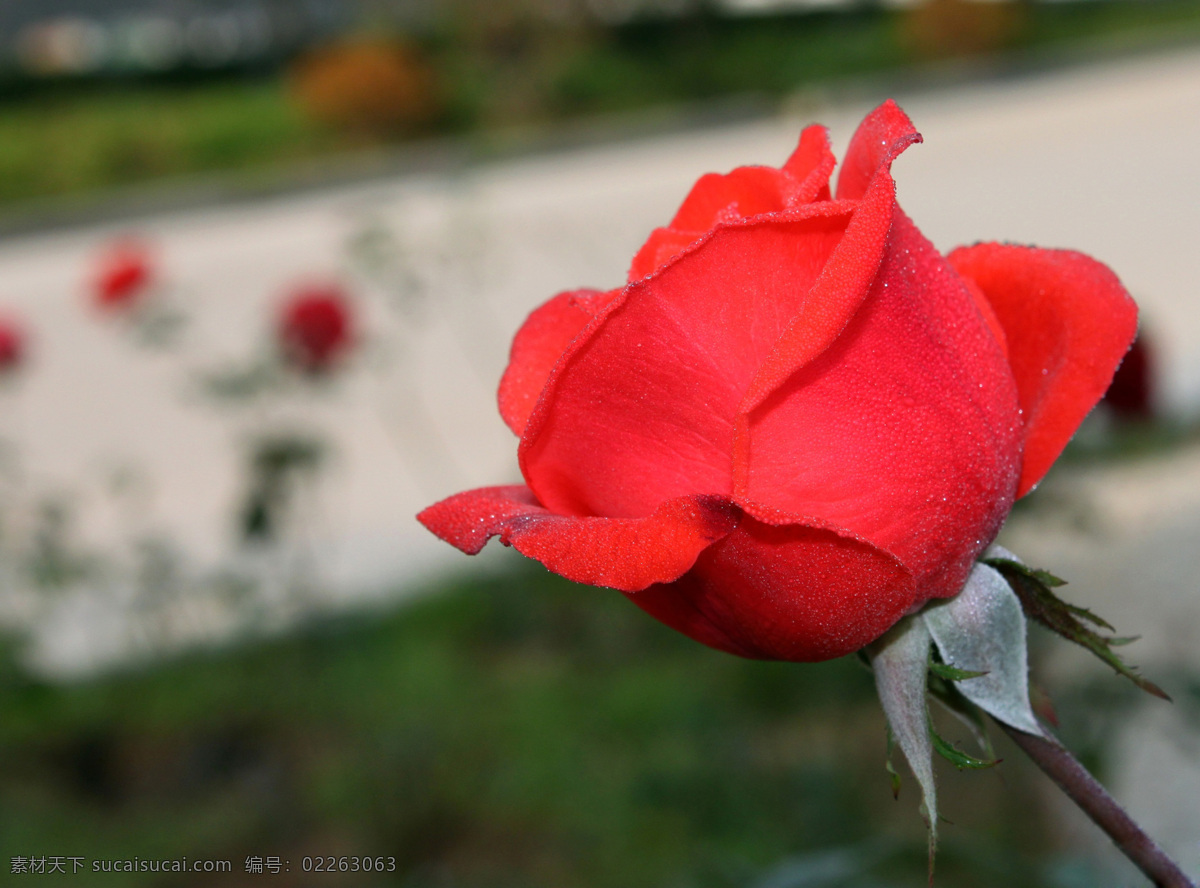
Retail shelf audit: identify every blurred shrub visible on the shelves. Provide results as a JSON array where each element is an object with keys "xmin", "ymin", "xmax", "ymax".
[
  {"xmin": 0, "ymin": 563, "xmax": 1059, "ymax": 888},
  {"xmin": 440, "ymin": 1, "xmax": 601, "ymax": 126},
  {"xmin": 288, "ymin": 37, "xmax": 440, "ymax": 139},
  {"xmin": 240, "ymin": 434, "xmax": 326, "ymax": 545},
  {"xmin": 900, "ymin": 0, "xmax": 1027, "ymax": 60}
]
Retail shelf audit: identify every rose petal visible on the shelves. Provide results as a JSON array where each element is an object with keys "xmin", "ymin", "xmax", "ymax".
[
  {"xmin": 782, "ymin": 124, "xmax": 837, "ymax": 203},
  {"xmin": 835, "ymin": 99, "xmax": 923, "ymax": 202},
  {"xmin": 417, "ymin": 485, "xmax": 737, "ymax": 591},
  {"xmin": 630, "ymin": 512, "xmax": 915, "ymax": 662},
  {"xmin": 670, "ymin": 166, "xmax": 793, "ymax": 231},
  {"xmin": 947, "ymin": 243, "xmax": 1138, "ymax": 497},
  {"xmin": 961, "ymin": 275, "xmax": 1010, "ymax": 362},
  {"xmin": 627, "ymin": 166, "xmax": 794, "ymax": 282},
  {"xmin": 627, "ymin": 125, "xmax": 837, "ymax": 282},
  {"xmin": 735, "ymin": 133, "xmax": 911, "ymax": 421},
  {"xmin": 738, "ymin": 211, "xmax": 1022, "ymax": 603},
  {"xmin": 497, "ymin": 288, "xmax": 617, "ymax": 436},
  {"xmin": 522, "ymin": 202, "xmax": 857, "ymax": 521},
  {"xmin": 628, "ymin": 226, "xmax": 706, "ymax": 282}
]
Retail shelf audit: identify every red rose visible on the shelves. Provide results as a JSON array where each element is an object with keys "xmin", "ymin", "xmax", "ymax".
[
  {"xmin": 0, "ymin": 316, "xmax": 23, "ymax": 373},
  {"xmin": 1102, "ymin": 331, "xmax": 1154, "ymax": 421},
  {"xmin": 278, "ymin": 286, "xmax": 355, "ymax": 374},
  {"xmin": 418, "ymin": 101, "xmax": 1136, "ymax": 662},
  {"xmin": 94, "ymin": 240, "xmax": 153, "ymax": 310}
]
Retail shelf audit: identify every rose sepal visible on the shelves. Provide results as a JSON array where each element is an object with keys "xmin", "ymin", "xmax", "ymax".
[
  {"xmin": 866, "ymin": 552, "xmax": 1048, "ymax": 862},
  {"xmin": 866, "ymin": 615, "xmax": 939, "ymax": 848},
  {"xmin": 867, "ymin": 544, "xmax": 1174, "ymax": 872},
  {"xmin": 923, "ymin": 558, "xmax": 1046, "ymax": 738}
]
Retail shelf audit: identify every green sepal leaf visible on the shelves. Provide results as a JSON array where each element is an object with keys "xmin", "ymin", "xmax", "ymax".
[
  {"xmin": 884, "ymin": 728, "xmax": 901, "ymax": 800},
  {"xmin": 927, "ymin": 673, "xmax": 997, "ymax": 762},
  {"xmin": 983, "ymin": 555, "xmax": 1170, "ymax": 701},
  {"xmin": 1030, "ymin": 567, "xmax": 1067, "ymax": 588},
  {"xmin": 867, "ymin": 616, "xmax": 939, "ymax": 850},
  {"xmin": 929, "ymin": 660, "xmax": 988, "ymax": 682},
  {"xmin": 923, "ymin": 562, "xmax": 1046, "ymax": 737},
  {"xmin": 929, "ymin": 719, "xmax": 1000, "ymax": 771},
  {"xmin": 1061, "ymin": 602, "xmax": 1116, "ymax": 633},
  {"xmin": 986, "ymin": 557, "xmax": 1112, "ymax": 629},
  {"xmin": 1109, "ymin": 635, "xmax": 1141, "ymax": 647}
]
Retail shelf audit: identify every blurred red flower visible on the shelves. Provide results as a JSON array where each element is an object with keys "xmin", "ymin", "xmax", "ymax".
[
  {"xmin": 278, "ymin": 286, "xmax": 355, "ymax": 374},
  {"xmin": 93, "ymin": 240, "xmax": 153, "ymax": 310},
  {"xmin": 419, "ymin": 101, "xmax": 1137, "ymax": 662},
  {"xmin": 0, "ymin": 316, "xmax": 23, "ymax": 373},
  {"xmin": 1103, "ymin": 331, "xmax": 1155, "ymax": 421}
]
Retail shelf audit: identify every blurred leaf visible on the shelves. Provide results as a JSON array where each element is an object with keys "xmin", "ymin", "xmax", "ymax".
[
  {"xmin": 250, "ymin": 434, "xmax": 325, "ymax": 477},
  {"xmin": 927, "ymin": 678, "xmax": 995, "ymax": 762},
  {"xmin": 929, "ymin": 661, "xmax": 987, "ymax": 682},
  {"xmin": 199, "ymin": 361, "xmax": 282, "ymax": 402},
  {"xmin": 237, "ymin": 434, "xmax": 326, "ymax": 545},
  {"xmin": 929, "ymin": 721, "xmax": 998, "ymax": 771},
  {"xmin": 22, "ymin": 497, "xmax": 100, "ymax": 592},
  {"xmin": 240, "ymin": 493, "xmax": 274, "ymax": 544},
  {"xmin": 884, "ymin": 728, "xmax": 901, "ymax": 801}
]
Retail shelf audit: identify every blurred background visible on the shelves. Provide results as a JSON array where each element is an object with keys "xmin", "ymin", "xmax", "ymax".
[{"xmin": 0, "ymin": 1, "xmax": 1199, "ymax": 885}]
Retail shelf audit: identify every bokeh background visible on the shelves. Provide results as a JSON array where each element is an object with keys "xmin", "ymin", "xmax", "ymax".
[{"xmin": 0, "ymin": 1, "xmax": 1199, "ymax": 885}]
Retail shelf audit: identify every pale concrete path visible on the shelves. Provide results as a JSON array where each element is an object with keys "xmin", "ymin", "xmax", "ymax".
[{"xmin": 0, "ymin": 46, "xmax": 1198, "ymax": 667}]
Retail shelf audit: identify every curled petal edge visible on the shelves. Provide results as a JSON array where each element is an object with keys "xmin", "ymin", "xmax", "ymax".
[
  {"xmin": 497, "ymin": 288, "xmax": 617, "ymax": 437},
  {"xmin": 782, "ymin": 124, "xmax": 837, "ymax": 203},
  {"xmin": 416, "ymin": 486, "xmax": 737, "ymax": 592},
  {"xmin": 835, "ymin": 99, "xmax": 923, "ymax": 202},
  {"xmin": 627, "ymin": 124, "xmax": 837, "ymax": 282},
  {"xmin": 947, "ymin": 243, "xmax": 1138, "ymax": 497},
  {"xmin": 735, "ymin": 132, "xmax": 912, "ymax": 422}
]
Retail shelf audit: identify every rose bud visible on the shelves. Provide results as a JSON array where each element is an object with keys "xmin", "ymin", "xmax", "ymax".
[
  {"xmin": 0, "ymin": 316, "xmax": 23, "ymax": 374},
  {"xmin": 93, "ymin": 239, "xmax": 154, "ymax": 310},
  {"xmin": 418, "ymin": 101, "xmax": 1137, "ymax": 662},
  {"xmin": 278, "ymin": 285, "xmax": 355, "ymax": 374},
  {"xmin": 1102, "ymin": 330, "xmax": 1155, "ymax": 422}
]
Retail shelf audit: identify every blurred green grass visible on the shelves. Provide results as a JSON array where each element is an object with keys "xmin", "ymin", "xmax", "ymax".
[
  {"xmin": 0, "ymin": 560, "xmax": 1066, "ymax": 887},
  {"xmin": 3, "ymin": 0, "xmax": 1200, "ymax": 211},
  {"xmin": 0, "ymin": 81, "xmax": 331, "ymax": 206}
]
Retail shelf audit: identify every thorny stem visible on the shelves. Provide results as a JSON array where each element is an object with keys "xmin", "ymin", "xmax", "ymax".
[{"xmin": 994, "ymin": 719, "xmax": 1196, "ymax": 888}]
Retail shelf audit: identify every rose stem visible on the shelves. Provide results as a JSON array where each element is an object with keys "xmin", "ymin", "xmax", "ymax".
[{"xmin": 993, "ymin": 719, "xmax": 1196, "ymax": 888}]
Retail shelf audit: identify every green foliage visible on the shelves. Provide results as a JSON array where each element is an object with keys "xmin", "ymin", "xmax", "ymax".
[
  {"xmin": 885, "ymin": 729, "xmax": 903, "ymax": 801},
  {"xmin": 929, "ymin": 661, "xmax": 988, "ymax": 683},
  {"xmin": 2, "ymin": 1, "xmax": 1200, "ymax": 210},
  {"xmin": 549, "ymin": 11, "xmax": 902, "ymax": 117},
  {"xmin": 927, "ymin": 671, "xmax": 997, "ymax": 765},
  {"xmin": 929, "ymin": 721, "xmax": 999, "ymax": 772},
  {"xmin": 0, "ymin": 562, "xmax": 1056, "ymax": 887},
  {"xmin": 0, "ymin": 81, "xmax": 329, "ymax": 209}
]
